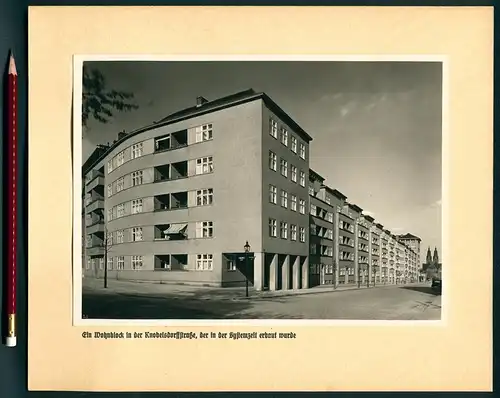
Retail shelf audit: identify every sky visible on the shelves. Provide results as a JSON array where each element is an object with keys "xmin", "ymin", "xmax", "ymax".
[{"xmin": 82, "ymin": 61, "xmax": 442, "ymax": 264}]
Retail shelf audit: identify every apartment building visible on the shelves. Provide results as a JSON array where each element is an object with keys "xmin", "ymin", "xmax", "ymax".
[
  {"xmin": 82, "ymin": 88, "xmax": 422, "ymax": 290},
  {"xmin": 83, "ymin": 89, "xmax": 312, "ymax": 290},
  {"xmin": 308, "ymin": 170, "xmax": 335, "ymax": 287}
]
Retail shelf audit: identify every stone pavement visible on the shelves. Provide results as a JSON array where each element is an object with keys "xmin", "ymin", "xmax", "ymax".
[
  {"xmin": 82, "ymin": 276, "xmax": 428, "ymax": 302},
  {"xmin": 82, "ymin": 277, "xmax": 441, "ymax": 320}
]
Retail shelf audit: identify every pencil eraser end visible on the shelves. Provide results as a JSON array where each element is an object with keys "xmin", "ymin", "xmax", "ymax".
[{"xmin": 6, "ymin": 336, "xmax": 16, "ymax": 347}]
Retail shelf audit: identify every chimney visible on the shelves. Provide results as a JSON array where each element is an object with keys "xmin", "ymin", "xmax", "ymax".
[
  {"xmin": 196, "ymin": 96, "xmax": 208, "ymax": 107},
  {"xmin": 118, "ymin": 130, "xmax": 126, "ymax": 139}
]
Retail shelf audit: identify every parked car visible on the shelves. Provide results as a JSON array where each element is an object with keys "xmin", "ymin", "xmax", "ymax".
[{"xmin": 431, "ymin": 277, "xmax": 442, "ymax": 291}]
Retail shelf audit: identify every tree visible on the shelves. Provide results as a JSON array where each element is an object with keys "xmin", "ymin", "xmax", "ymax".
[
  {"xmin": 332, "ymin": 260, "xmax": 337, "ymax": 289},
  {"xmin": 82, "ymin": 65, "xmax": 139, "ymax": 130},
  {"xmin": 102, "ymin": 226, "xmax": 114, "ymax": 288}
]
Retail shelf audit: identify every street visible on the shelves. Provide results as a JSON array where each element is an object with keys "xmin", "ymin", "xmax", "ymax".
[{"xmin": 82, "ymin": 279, "xmax": 441, "ymax": 321}]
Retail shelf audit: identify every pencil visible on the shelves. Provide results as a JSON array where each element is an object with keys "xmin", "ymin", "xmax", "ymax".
[{"xmin": 6, "ymin": 52, "xmax": 17, "ymax": 347}]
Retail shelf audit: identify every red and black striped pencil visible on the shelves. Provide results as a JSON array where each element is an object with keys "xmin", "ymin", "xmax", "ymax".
[{"xmin": 6, "ymin": 52, "xmax": 17, "ymax": 347}]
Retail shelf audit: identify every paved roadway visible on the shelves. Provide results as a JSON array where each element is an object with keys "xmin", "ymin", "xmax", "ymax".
[{"xmin": 82, "ymin": 279, "xmax": 441, "ymax": 321}]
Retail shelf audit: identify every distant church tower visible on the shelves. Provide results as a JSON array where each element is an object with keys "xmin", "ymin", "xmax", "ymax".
[
  {"xmin": 426, "ymin": 247, "xmax": 432, "ymax": 265},
  {"xmin": 433, "ymin": 247, "xmax": 439, "ymax": 266}
]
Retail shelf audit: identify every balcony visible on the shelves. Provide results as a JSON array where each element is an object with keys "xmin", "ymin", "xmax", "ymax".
[
  {"xmin": 86, "ymin": 200, "xmax": 105, "ymax": 214},
  {"xmin": 85, "ymin": 169, "xmax": 104, "ymax": 185},
  {"xmin": 154, "ymin": 223, "xmax": 188, "ymax": 241},
  {"xmin": 85, "ymin": 234, "xmax": 104, "ymax": 249},
  {"xmin": 85, "ymin": 212, "xmax": 103, "ymax": 227},
  {"xmin": 154, "ymin": 191, "xmax": 188, "ymax": 212},
  {"xmin": 154, "ymin": 129, "xmax": 188, "ymax": 153},
  {"xmin": 87, "ymin": 221, "xmax": 105, "ymax": 235},
  {"xmin": 85, "ymin": 190, "xmax": 104, "ymax": 206},
  {"xmin": 154, "ymin": 161, "xmax": 188, "ymax": 182},
  {"xmin": 339, "ymin": 238, "xmax": 354, "ymax": 248},
  {"xmin": 86, "ymin": 176, "xmax": 105, "ymax": 193}
]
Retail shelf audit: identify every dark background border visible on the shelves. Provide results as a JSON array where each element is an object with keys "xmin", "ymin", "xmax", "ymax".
[{"xmin": 0, "ymin": 0, "xmax": 495, "ymax": 397}]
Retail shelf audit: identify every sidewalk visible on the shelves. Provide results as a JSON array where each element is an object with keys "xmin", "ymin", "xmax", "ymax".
[
  {"xmin": 248, "ymin": 282, "xmax": 425, "ymax": 300},
  {"xmin": 83, "ymin": 276, "xmax": 426, "ymax": 301}
]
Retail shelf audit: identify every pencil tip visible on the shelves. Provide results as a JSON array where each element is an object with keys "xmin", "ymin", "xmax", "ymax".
[{"xmin": 8, "ymin": 52, "xmax": 17, "ymax": 76}]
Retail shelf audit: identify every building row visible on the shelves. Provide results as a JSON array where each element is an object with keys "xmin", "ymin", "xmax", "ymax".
[{"xmin": 82, "ymin": 89, "xmax": 423, "ymax": 291}]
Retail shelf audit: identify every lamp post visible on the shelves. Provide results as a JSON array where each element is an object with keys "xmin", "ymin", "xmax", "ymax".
[{"xmin": 244, "ymin": 241, "xmax": 251, "ymax": 298}]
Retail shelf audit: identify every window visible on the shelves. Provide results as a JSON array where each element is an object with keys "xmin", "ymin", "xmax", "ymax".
[
  {"xmin": 132, "ymin": 171, "xmax": 143, "ymax": 186},
  {"xmin": 308, "ymin": 186, "xmax": 315, "ymax": 196},
  {"xmin": 227, "ymin": 259, "xmax": 236, "ymax": 271},
  {"xmin": 291, "ymin": 165, "xmax": 297, "ymax": 182},
  {"xmin": 85, "ymin": 259, "xmax": 91, "ymax": 270},
  {"xmin": 268, "ymin": 185, "xmax": 278, "ymax": 204},
  {"xmin": 326, "ymin": 212, "xmax": 333, "ymax": 222},
  {"xmin": 299, "ymin": 227, "xmax": 306, "ymax": 242},
  {"xmin": 299, "ymin": 171, "xmax": 306, "ymax": 187},
  {"xmin": 299, "ymin": 199, "xmax": 306, "ymax": 214},
  {"xmin": 196, "ymin": 221, "xmax": 214, "ymax": 238},
  {"xmin": 280, "ymin": 222, "xmax": 288, "ymax": 239},
  {"xmin": 291, "ymin": 224, "xmax": 297, "ymax": 241},
  {"xmin": 117, "ymin": 256, "xmax": 125, "ymax": 270},
  {"xmin": 280, "ymin": 127, "xmax": 288, "ymax": 146},
  {"xmin": 299, "ymin": 143, "xmax": 306, "ymax": 159},
  {"xmin": 116, "ymin": 230, "xmax": 124, "ymax": 244},
  {"xmin": 99, "ymin": 258, "xmax": 104, "ymax": 270},
  {"xmin": 132, "ymin": 143, "xmax": 143, "ymax": 159},
  {"xmin": 107, "ymin": 257, "xmax": 113, "ymax": 270},
  {"xmin": 116, "ymin": 177, "xmax": 124, "ymax": 193},
  {"xmin": 196, "ymin": 156, "xmax": 214, "ymax": 175},
  {"xmin": 116, "ymin": 151, "xmax": 124, "ymax": 167},
  {"xmin": 310, "ymin": 223, "xmax": 317, "ymax": 235},
  {"xmin": 107, "ymin": 184, "xmax": 112, "ymax": 198},
  {"xmin": 117, "ymin": 203, "xmax": 125, "ymax": 218},
  {"xmin": 269, "ymin": 151, "xmax": 277, "ymax": 171},
  {"xmin": 326, "ymin": 229, "xmax": 333, "ymax": 239},
  {"xmin": 325, "ymin": 196, "xmax": 331, "ymax": 204},
  {"xmin": 85, "ymin": 235, "xmax": 92, "ymax": 248},
  {"xmin": 195, "ymin": 124, "xmax": 213, "ymax": 143},
  {"xmin": 310, "ymin": 244, "xmax": 317, "ymax": 255},
  {"xmin": 107, "ymin": 160, "xmax": 113, "ymax": 173},
  {"xmin": 116, "ymin": 203, "xmax": 125, "ymax": 218},
  {"xmin": 291, "ymin": 195, "xmax": 297, "ymax": 211},
  {"xmin": 107, "ymin": 209, "xmax": 113, "ymax": 222},
  {"xmin": 340, "ymin": 268, "xmax": 346, "ymax": 276},
  {"xmin": 280, "ymin": 158, "xmax": 288, "ymax": 177},
  {"xmin": 270, "ymin": 118, "xmax": 278, "ymax": 139},
  {"xmin": 310, "ymin": 203, "xmax": 317, "ymax": 215},
  {"xmin": 132, "ymin": 199, "xmax": 143, "ymax": 214},
  {"xmin": 132, "ymin": 255, "xmax": 143, "ymax": 270},
  {"xmin": 196, "ymin": 188, "xmax": 213, "ymax": 206},
  {"xmin": 132, "ymin": 227, "xmax": 143, "ymax": 242},
  {"xmin": 291, "ymin": 136, "xmax": 297, "ymax": 153},
  {"xmin": 280, "ymin": 190, "xmax": 288, "ymax": 208},
  {"xmin": 196, "ymin": 254, "xmax": 213, "ymax": 270},
  {"xmin": 269, "ymin": 218, "xmax": 277, "ymax": 237}
]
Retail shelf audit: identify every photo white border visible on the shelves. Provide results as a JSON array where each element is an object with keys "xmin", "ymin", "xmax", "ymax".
[{"xmin": 73, "ymin": 54, "xmax": 448, "ymax": 327}]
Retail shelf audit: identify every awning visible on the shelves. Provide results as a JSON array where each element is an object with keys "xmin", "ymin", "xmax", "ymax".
[{"xmin": 164, "ymin": 223, "xmax": 188, "ymax": 235}]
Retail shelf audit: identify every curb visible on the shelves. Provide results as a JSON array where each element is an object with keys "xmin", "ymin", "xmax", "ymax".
[{"xmin": 235, "ymin": 284, "xmax": 406, "ymax": 301}]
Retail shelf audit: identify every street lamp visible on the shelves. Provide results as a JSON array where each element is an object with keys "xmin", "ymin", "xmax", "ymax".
[{"xmin": 244, "ymin": 241, "xmax": 251, "ymax": 298}]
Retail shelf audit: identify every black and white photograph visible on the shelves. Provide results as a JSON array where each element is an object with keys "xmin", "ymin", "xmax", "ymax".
[{"xmin": 76, "ymin": 57, "xmax": 443, "ymax": 322}]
